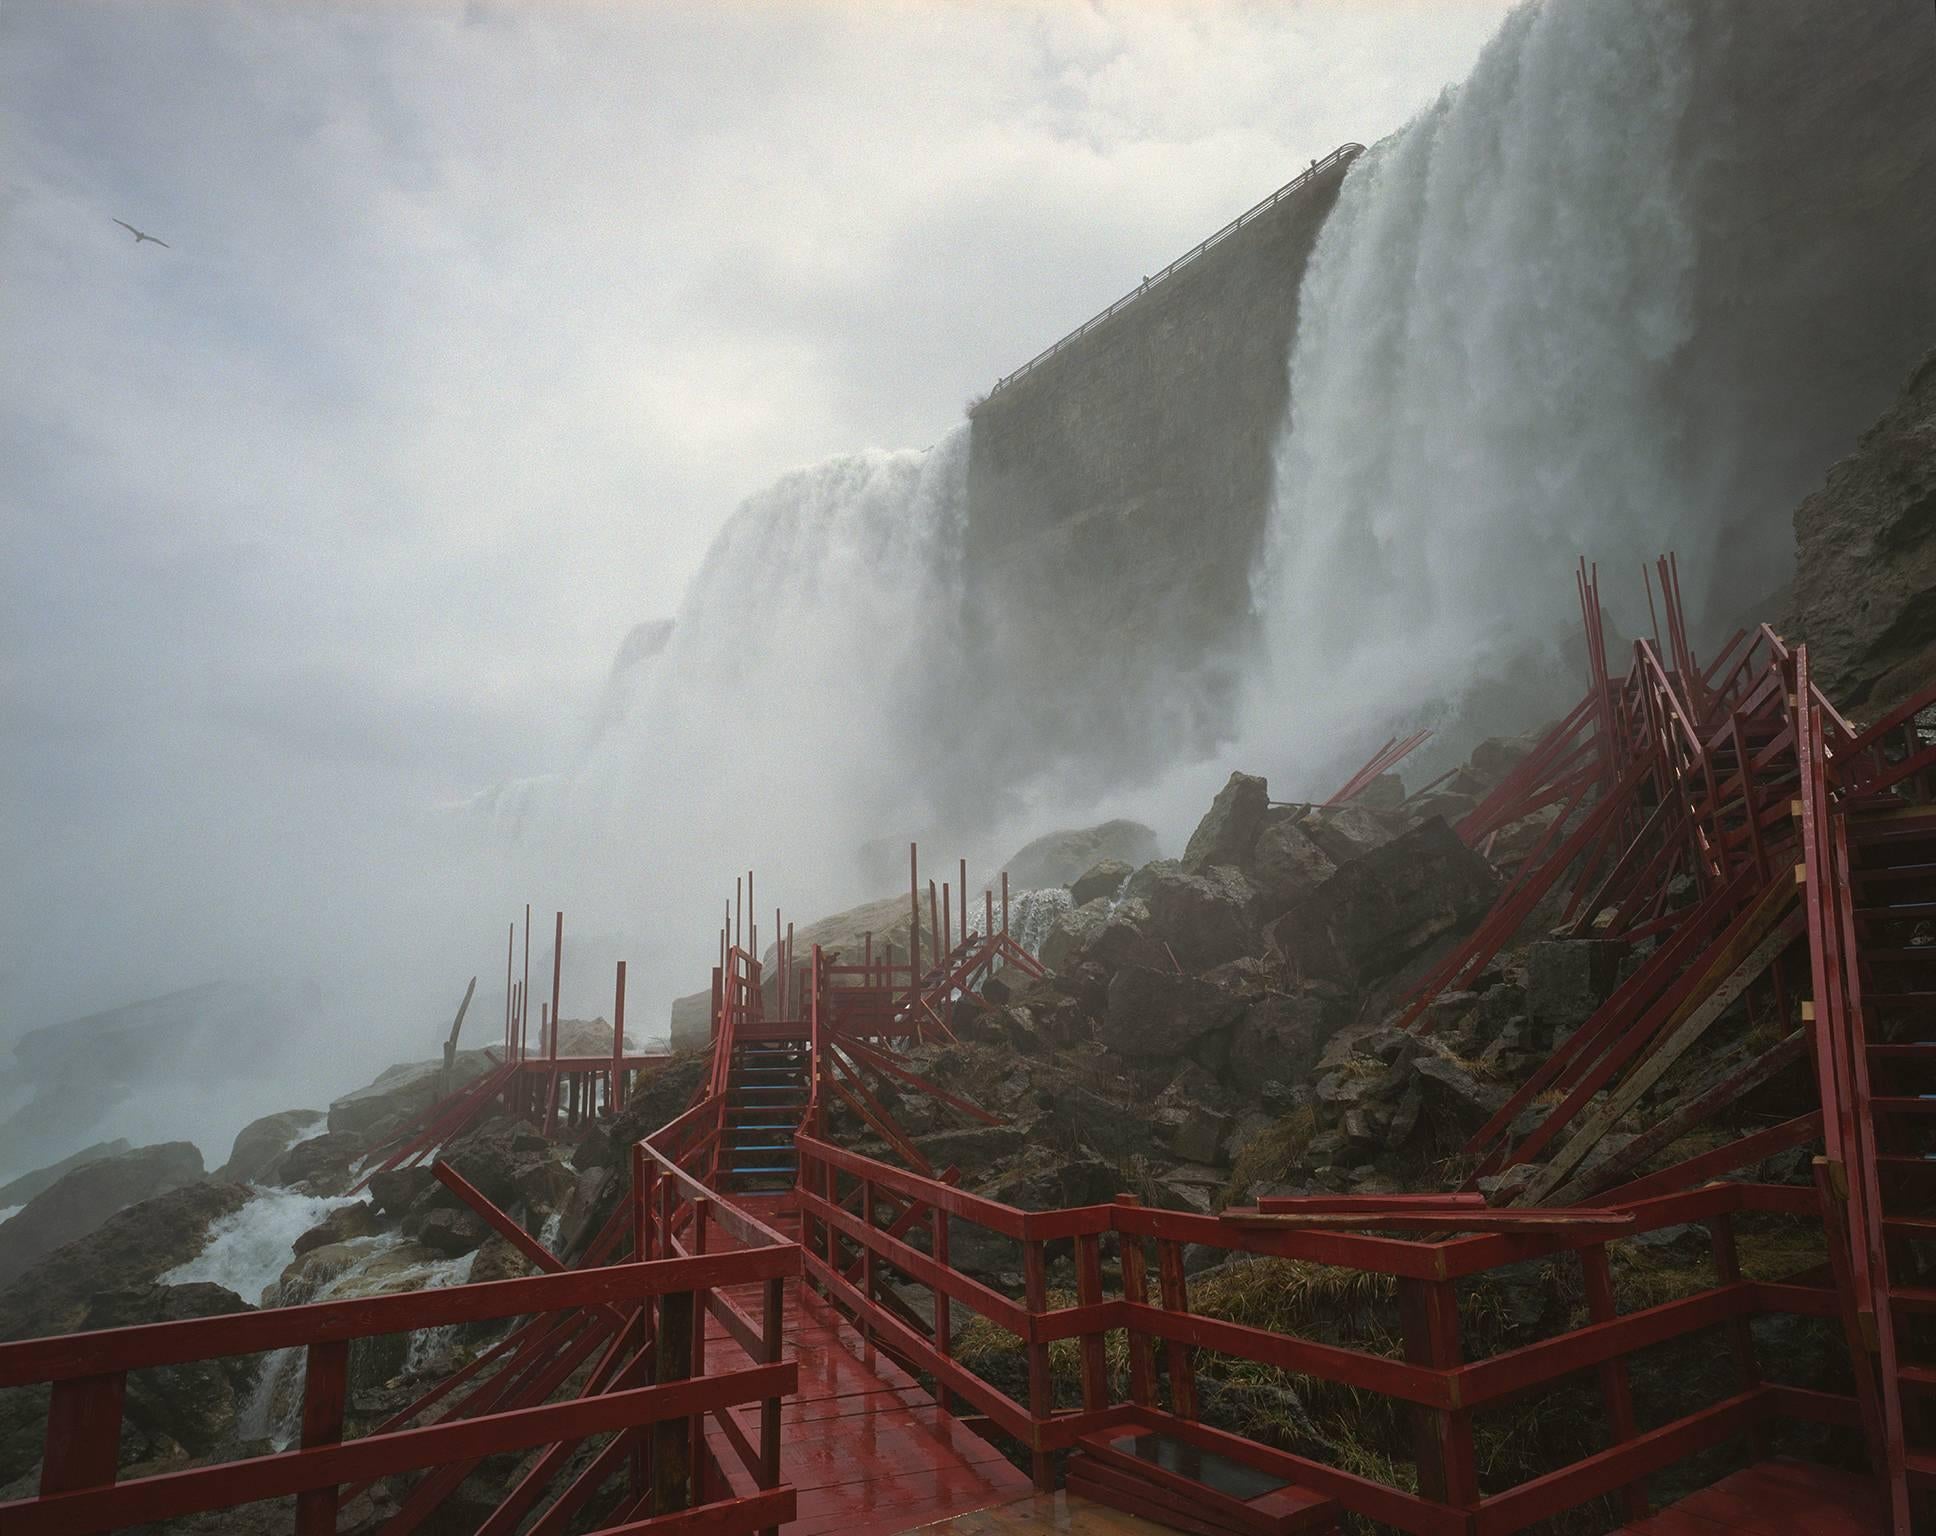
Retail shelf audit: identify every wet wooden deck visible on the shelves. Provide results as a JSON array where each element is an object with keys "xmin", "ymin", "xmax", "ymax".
[
  {"xmin": 1610, "ymin": 1460, "xmax": 1882, "ymax": 1535},
  {"xmin": 696, "ymin": 1201, "xmax": 1881, "ymax": 1536},
  {"xmin": 701, "ymin": 1196, "xmax": 1032, "ymax": 1536}
]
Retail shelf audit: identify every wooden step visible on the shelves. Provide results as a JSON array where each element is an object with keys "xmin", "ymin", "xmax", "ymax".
[
  {"xmin": 1883, "ymin": 1216, "xmax": 1936, "ymax": 1241},
  {"xmin": 1907, "ymin": 1449, "xmax": 1936, "ymax": 1490}
]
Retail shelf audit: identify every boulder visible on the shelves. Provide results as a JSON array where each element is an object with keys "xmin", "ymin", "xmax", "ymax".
[
  {"xmin": 1412, "ymin": 1056, "xmax": 1509, "ymax": 1134},
  {"xmin": 0, "ymin": 1181, "xmax": 253, "ymax": 1341},
  {"xmin": 469, "ymin": 1233, "xmax": 539, "ymax": 1286},
  {"xmin": 1070, "ymin": 858, "xmax": 1134, "ymax": 907},
  {"xmin": 1145, "ymin": 865, "xmax": 1259, "ymax": 971},
  {"xmin": 1525, "ymin": 940, "xmax": 1626, "ymax": 1033},
  {"xmin": 217, "ymin": 1110, "xmax": 325, "ymax": 1184},
  {"xmin": 1250, "ymin": 819, "xmax": 1337, "ymax": 921},
  {"xmin": 0, "ymin": 1139, "xmax": 132, "ymax": 1209},
  {"xmin": 417, "ymin": 1207, "xmax": 490, "ymax": 1258},
  {"xmin": 1298, "ymin": 804, "xmax": 1398, "ymax": 868},
  {"xmin": 1224, "ymin": 994, "xmax": 1332, "ymax": 1093},
  {"xmin": 1102, "ymin": 967, "xmax": 1246, "ymax": 1058},
  {"xmin": 1355, "ymin": 773, "xmax": 1407, "ymax": 811},
  {"xmin": 1037, "ymin": 1087, "xmax": 1151, "ymax": 1163},
  {"xmin": 1470, "ymin": 729, "xmax": 1543, "ymax": 785},
  {"xmin": 1183, "ymin": 772, "xmax": 1271, "ymax": 872},
  {"xmin": 1041, "ymin": 899, "xmax": 1112, "ymax": 974},
  {"xmin": 325, "ymin": 1051, "xmax": 496, "ymax": 1139},
  {"xmin": 1269, "ymin": 818, "xmax": 1499, "ymax": 987},
  {"xmin": 82, "ymin": 1283, "xmax": 256, "ymax": 1453},
  {"xmin": 367, "ymin": 1165, "xmax": 436, "ymax": 1216},
  {"xmin": 438, "ymin": 1116, "xmax": 551, "ymax": 1212},
  {"xmin": 292, "ymin": 1201, "xmax": 382, "ymax": 1257},
  {"xmin": 0, "ymin": 1141, "xmax": 206, "ymax": 1286},
  {"xmin": 669, "ymin": 987, "xmax": 714, "ymax": 1052},
  {"xmin": 1123, "ymin": 858, "xmax": 1182, "ymax": 902},
  {"xmin": 571, "ymin": 1120, "xmax": 615, "ymax": 1172},
  {"xmin": 1002, "ymin": 821, "xmax": 1161, "ymax": 893},
  {"xmin": 260, "ymin": 1132, "xmax": 365, "ymax": 1197}
]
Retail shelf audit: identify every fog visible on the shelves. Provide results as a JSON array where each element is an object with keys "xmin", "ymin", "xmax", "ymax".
[{"xmin": 0, "ymin": 0, "xmax": 1513, "ymax": 1176}]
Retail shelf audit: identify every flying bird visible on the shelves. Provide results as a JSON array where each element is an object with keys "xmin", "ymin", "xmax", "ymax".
[{"xmin": 112, "ymin": 218, "xmax": 169, "ymax": 248}]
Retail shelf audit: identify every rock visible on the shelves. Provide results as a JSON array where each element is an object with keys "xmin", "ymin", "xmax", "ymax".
[
  {"xmin": 469, "ymin": 1233, "xmax": 538, "ymax": 1286},
  {"xmin": 81, "ymin": 1283, "xmax": 256, "ymax": 1454},
  {"xmin": 418, "ymin": 1207, "xmax": 490, "ymax": 1257},
  {"xmin": 1003, "ymin": 821, "xmax": 1161, "ymax": 894},
  {"xmin": 1157, "ymin": 1103, "xmax": 1234, "ymax": 1165},
  {"xmin": 439, "ymin": 1116, "xmax": 551, "ymax": 1213},
  {"xmin": 980, "ymin": 1151, "xmax": 1120, "ymax": 1211},
  {"xmin": 367, "ymin": 1165, "xmax": 436, "ymax": 1216},
  {"xmin": 1298, "ymin": 804, "xmax": 1398, "ymax": 867},
  {"xmin": 261, "ymin": 1132, "xmax": 365, "ymax": 1197},
  {"xmin": 1413, "ymin": 1056, "xmax": 1509, "ymax": 1134},
  {"xmin": 1102, "ymin": 967, "xmax": 1246, "ymax": 1057},
  {"xmin": 669, "ymin": 987, "xmax": 714, "ymax": 1052},
  {"xmin": 1041, "ymin": 899, "xmax": 1112, "ymax": 974},
  {"xmin": 1525, "ymin": 940, "xmax": 1626, "ymax": 1032},
  {"xmin": 1355, "ymin": 773, "xmax": 1407, "ymax": 811},
  {"xmin": 911, "ymin": 1125, "xmax": 1026, "ymax": 1175},
  {"xmin": 0, "ymin": 1142, "xmax": 206, "ymax": 1286},
  {"xmin": 326, "ymin": 1051, "xmax": 496, "ymax": 1139},
  {"xmin": 1388, "ymin": 1084, "xmax": 1425, "ymax": 1145},
  {"xmin": 1145, "ymin": 865, "xmax": 1259, "ymax": 971},
  {"xmin": 1269, "ymin": 818, "xmax": 1500, "ymax": 986},
  {"xmin": 0, "ymin": 1181, "xmax": 254, "ymax": 1341},
  {"xmin": 1070, "ymin": 859, "xmax": 1134, "ymax": 906},
  {"xmin": 1183, "ymin": 773, "xmax": 1271, "ymax": 872},
  {"xmin": 1038, "ymin": 1086, "xmax": 1150, "ymax": 1163},
  {"xmin": 292, "ymin": 1201, "xmax": 382, "ymax": 1257},
  {"xmin": 0, "ymin": 1139, "xmax": 132, "ymax": 1208},
  {"xmin": 1792, "ymin": 348, "xmax": 1936, "ymax": 711},
  {"xmin": 571, "ymin": 1120, "xmax": 615, "ymax": 1172},
  {"xmin": 1250, "ymin": 819, "xmax": 1338, "ymax": 921},
  {"xmin": 1487, "ymin": 806, "xmax": 1561, "ymax": 866},
  {"xmin": 1469, "ymin": 729, "xmax": 1543, "ymax": 785},
  {"xmin": 1123, "ymin": 858, "xmax": 1182, "ymax": 903},
  {"xmin": 216, "ymin": 1110, "xmax": 325, "ymax": 1183}
]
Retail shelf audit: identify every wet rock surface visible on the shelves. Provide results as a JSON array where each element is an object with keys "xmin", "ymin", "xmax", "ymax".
[{"xmin": 0, "ymin": 1141, "xmax": 207, "ymax": 1286}]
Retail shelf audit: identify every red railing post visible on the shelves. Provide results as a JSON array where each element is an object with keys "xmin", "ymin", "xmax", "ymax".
[
  {"xmin": 1154, "ymin": 1238, "xmax": 1197, "ymax": 1422},
  {"xmin": 294, "ymin": 1338, "xmax": 349, "ymax": 1535},
  {"xmin": 1075, "ymin": 1231, "xmax": 1108, "ymax": 1412},
  {"xmin": 1397, "ymin": 1277, "xmax": 1477, "ymax": 1512},
  {"xmin": 1580, "ymin": 1244, "xmax": 1646, "ymax": 1522},
  {"xmin": 39, "ymin": 1372, "xmax": 124, "ymax": 1496},
  {"xmin": 759, "ymin": 1275, "xmax": 784, "ymax": 1536},
  {"xmin": 1114, "ymin": 1196, "xmax": 1156, "ymax": 1406},
  {"xmin": 1022, "ymin": 1236, "xmax": 1055, "ymax": 1491},
  {"xmin": 932, "ymin": 1203, "xmax": 954, "ymax": 1416}
]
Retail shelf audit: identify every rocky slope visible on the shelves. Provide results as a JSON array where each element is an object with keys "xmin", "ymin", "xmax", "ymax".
[{"xmin": 1793, "ymin": 347, "xmax": 1936, "ymax": 711}]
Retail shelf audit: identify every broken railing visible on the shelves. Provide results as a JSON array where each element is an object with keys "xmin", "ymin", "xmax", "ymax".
[{"xmin": 794, "ymin": 1130, "xmax": 1849, "ymax": 1536}]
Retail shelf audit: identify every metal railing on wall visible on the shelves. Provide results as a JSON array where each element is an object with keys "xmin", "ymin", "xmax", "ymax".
[{"xmin": 978, "ymin": 142, "xmax": 1365, "ymax": 401}]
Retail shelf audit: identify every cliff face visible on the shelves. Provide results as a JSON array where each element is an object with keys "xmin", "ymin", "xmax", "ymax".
[
  {"xmin": 1792, "ymin": 350, "xmax": 1936, "ymax": 713},
  {"xmin": 960, "ymin": 157, "xmax": 1353, "ymax": 798}
]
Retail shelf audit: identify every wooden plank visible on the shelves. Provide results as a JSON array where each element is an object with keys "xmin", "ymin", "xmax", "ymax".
[
  {"xmin": 39, "ymin": 1372, "xmax": 124, "ymax": 1495},
  {"xmin": 1579, "ymin": 1245, "xmax": 1646, "ymax": 1523},
  {"xmin": 1521, "ymin": 904, "xmax": 1804, "ymax": 1205}
]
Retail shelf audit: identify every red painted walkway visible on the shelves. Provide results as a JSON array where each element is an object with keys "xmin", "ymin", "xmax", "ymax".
[{"xmin": 703, "ymin": 1197, "xmax": 1032, "ymax": 1536}]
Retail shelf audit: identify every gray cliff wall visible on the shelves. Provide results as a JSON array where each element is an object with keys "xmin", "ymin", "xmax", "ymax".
[{"xmin": 960, "ymin": 154, "xmax": 1353, "ymax": 795}]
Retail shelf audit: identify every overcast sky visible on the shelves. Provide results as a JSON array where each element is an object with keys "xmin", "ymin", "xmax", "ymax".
[{"xmin": 0, "ymin": 0, "xmax": 1512, "ymax": 1031}]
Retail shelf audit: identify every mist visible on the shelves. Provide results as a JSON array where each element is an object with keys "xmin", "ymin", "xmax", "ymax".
[{"xmin": 0, "ymin": 0, "xmax": 1514, "ymax": 1178}]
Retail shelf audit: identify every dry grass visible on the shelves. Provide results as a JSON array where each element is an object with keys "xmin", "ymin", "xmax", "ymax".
[{"xmin": 1218, "ymin": 1106, "xmax": 1318, "ymax": 1207}]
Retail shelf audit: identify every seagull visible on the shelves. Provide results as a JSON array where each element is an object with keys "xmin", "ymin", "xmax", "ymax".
[{"xmin": 112, "ymin": 218, "xmax": 169, "ymax": 249}]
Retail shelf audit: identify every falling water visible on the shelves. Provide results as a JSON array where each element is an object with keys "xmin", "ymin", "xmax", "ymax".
[
  {"xmin": 1245, "ymin": 0, "xmax": 1936, "ymax": 788},
  {"xmin": 524, "ymin": 427, "xmax": 970, "ymax": 1019}
]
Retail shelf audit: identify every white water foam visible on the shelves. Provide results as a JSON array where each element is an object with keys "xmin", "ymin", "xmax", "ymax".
[{"xmin": 162, "ymin": 1186, "xmax": 356, "ymax": 1307}]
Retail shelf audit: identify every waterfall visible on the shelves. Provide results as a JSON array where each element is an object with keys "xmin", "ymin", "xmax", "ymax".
[
  {"xmin": 1245, "ymin": 0, "xmax": 1936, "ymax": 788},
  {"xmin": 527, "ymin": 426, "xmax": 971, "ymax": 1018}
]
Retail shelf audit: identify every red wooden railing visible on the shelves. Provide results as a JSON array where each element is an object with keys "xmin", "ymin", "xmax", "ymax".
[{"xmin": 793, "ymin": 1131, "xmax": 1853, "ymax": 1536}]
